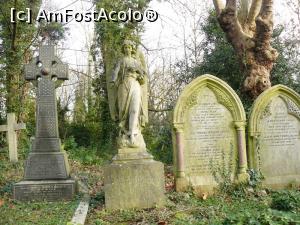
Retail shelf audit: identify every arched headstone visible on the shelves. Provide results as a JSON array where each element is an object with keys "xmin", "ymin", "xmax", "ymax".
[
  {"xmin": 173, "ymin": 74, "xmax": 248, "ymax": 194},
  {"xmin": 248, "ymin": 85, "xmax": 300, "ymax": 188}
]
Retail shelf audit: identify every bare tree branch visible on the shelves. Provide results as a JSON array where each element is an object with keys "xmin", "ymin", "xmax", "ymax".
[
  {"xmin": 213, "ymin": 0, "xmax": 277, "ymax": 97},
  {"xmin": 254, "ymin": 0, "xmax": 277, "ymax": 60},
  {"xmin": 213, "ymin": 0, "xmax": 225, "ymax": 15},
  {"xmin": 247, "ymin": 0, "xmax": 262, "ymax": 24},
  {"xmin": 259, "ymin": 0, "xmax": 273, "ymax": 19},
  {"xmin": 238, "ymin": 0, "xmax": 249, "ymax": 25},
  {"xmin": 226, "ymin": 0, "xmax": 237, "ymax": 9}
]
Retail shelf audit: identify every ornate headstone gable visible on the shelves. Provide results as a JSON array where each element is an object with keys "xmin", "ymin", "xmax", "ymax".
[
  {"xmin": 173, "ymin": 74, "xmax": 249, "ymax": 194},
  {"xmin": 248, "ymin": 85, "xmax": 300, "ymax": 189},
  {"xmin": 14, "ymin": 45, "xmax": 76, "ymax": 201}
]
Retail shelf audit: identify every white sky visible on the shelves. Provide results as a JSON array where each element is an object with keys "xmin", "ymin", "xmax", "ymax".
[
  {"xmin": 43, "ymin": 0, "xmax": 296, "ymax": 109},
  {"xmin": 47, "ymin": 0, "xmax": 293, "ymax": 74}
]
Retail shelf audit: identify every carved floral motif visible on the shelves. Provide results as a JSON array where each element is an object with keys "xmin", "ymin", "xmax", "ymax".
[
  {"xmin": 211, "ymin": 87, "xmax": 235, "ymax": 115},
  {"xmin": 260, "ymin": 101, "xmax": 272, "ymax": 120},
  {"xmin": 181, "ymin": 91, "xmax": 199, "ymax": 118},
  {"xmin": 283, "ymin": 97, "xmax": 300, "ymax": 120}
]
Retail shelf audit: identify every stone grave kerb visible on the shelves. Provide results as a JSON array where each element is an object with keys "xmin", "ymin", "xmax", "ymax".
[
  {"xmin": 248, "ymin": 84, "xmax": 300, "ymax": 170},
  {"xmin": 172, "ymin": 74, "xmax": 249, "ymax": 192}
]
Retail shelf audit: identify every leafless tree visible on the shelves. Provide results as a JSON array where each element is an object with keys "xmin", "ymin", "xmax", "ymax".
[{"xmin": 213, "ymin": 0, "xmax": 278, "ymax": 98}]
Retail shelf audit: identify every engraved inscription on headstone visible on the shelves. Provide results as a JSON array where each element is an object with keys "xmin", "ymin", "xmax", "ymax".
[
  {"xmin": 184, "ymin": 88, "xmax": 236, "ymax": 176},
  {"xmin": 249, "ymin": 85, "xmax": 300, "ymax": 188},
  {"xmin": 260, "ymin": 98, "xmax": 298, "ymax": 149},
  {"xmin": 173, "ymin": 75, "xmax": 248, "ymax": 193},
  {"xmin": 14, "ymin": 180, "xmax": 75, "ymax": 201}
]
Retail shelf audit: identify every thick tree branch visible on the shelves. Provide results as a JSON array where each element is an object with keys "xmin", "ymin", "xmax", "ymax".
[
  {"xmin": 217, "ymin": 0, "xmax": 251, "ymax": 58},
  {"xmin": 213, "ymin": 0, "xmax": 225, "ymax": 16},
  {"xmin": 242, "ymin": 0, "xmax": 278, "ymax": 97},
  {"xmin": 238, "ymin": 0, "xmax": 249, "ymax": 25},
  {"xmin": 255, "ymin": 0, "xmax": 276, "ymax": 56},
  {"xmin": 259, "ymin": 0, "xmax": 273, "ymax": 19},
  {"xmin": 213, "ymin": 0, "xmax": 278, "ymax": 98},
  {"xmin": 226, "ymin": 0, "xmax": 237, "ymax": 9},
  {"xmin": 247, "ymin": 0, "xmax": 262, "ymax": 24}
]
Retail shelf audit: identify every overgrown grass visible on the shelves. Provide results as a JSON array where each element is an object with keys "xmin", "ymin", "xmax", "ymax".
[
  {"xmin": 84, "ymin": 163, "xmax": 300, "ymax": 225},
  {"xmin": 63, "ymin": 136, "xmax": 109, "ymax": 166},
  {"xmin": 86, "ymin": 188, "xmax": 300, "ymax": 225},
  {"xmin": 1, "ymin": 146, "xmax": 300, "ymax": 225},
  {"xmin": 0, "ymin": 152, "xmax": 80, "ymax": 225},
  {"xmin": 0, "ymin": 198, "xmax": 80, "ymax": 225}
]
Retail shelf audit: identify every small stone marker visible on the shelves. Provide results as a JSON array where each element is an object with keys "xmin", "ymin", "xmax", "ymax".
[
  {"xmin": 0, "ymin": 113, "xmax": 26, "ymax": 162},
  {"xmin": 173, "ymin": 75, "xmax": 249, "ymax": 194},
  {"xmin": 248, "ymin": 85, "xmax": 300, "ymax": 188},
  {"xmin": 14, "ymin": 45, "xmax": 76, "ymax": 201}
]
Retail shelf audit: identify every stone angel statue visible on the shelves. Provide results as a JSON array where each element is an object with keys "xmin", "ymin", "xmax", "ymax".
[{"xmin": 110, "ymin": 40, "xmax": 148, "ymax": 150}]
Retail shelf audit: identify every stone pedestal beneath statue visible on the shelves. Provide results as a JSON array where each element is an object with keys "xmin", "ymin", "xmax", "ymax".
[
  {"xmin": 104, "ymin": 152, "xmax": 165, "ymax": 210},
  {"xmin": 14, "ymin": 179, "xmax": 76, "ymax": 201}
]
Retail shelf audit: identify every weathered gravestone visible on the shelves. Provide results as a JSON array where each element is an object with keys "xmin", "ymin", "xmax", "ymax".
[
  {"xmin": 14, "ymin": 45, "xmax": 76, "ymax": 201},
  {"xmin": 248, "ymin": 85, "xmax": 300, "ymax": 188},
  {"xmin": 0, "ymin": 113, "xmax": 26, "ymax": 162},
  {"xmin": 173, "ymin": 75, "xmax": 249, "ymax": 194}
]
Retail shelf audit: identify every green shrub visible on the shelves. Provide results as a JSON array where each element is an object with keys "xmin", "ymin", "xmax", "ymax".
[
  {"xmin": 222, "ymin": 210, "xmax": 299, "ymax": 225},
  {"xmin": 271, "ymin": 190, "xmax": 300, "ymax": 211},
  {"xmin": 209, "ymin": 142, "xmax": 235, "ymax": 194},
  {"xmin": 63, "ymin": 136, "xmax": 78, "ymax": 151},
  {"xmin": 66, "ymin": 124, "xmax": 92, "ymax": 147},
  {"xmin": 143, "ymin": 124, "xmax": 173, "ymax": 165},
  {"xmin": 0, "ymin": 182, "xmax": 13, "ymax": 195},
  {"xmin": 248, "ymin": 169, "xmax": 264, "ymax": 189},
  {"xmin": 90, "ymin": 191, "xmax": 105, "ymax": 209},
  {"xmin": 63, "ymin": 136, "xmax": 104, "ymax": 165}
]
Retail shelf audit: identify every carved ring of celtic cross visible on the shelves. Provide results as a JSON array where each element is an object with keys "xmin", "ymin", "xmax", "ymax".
[
  {"xmin": 37, "ymin": 60, "xmax": 58, "ymax": 81},
  {"xmin": 25, "ymin": 45, "xmax": 69, "ymax": 84}
]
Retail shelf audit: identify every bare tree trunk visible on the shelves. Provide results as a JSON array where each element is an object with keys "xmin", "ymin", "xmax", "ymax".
[{"xmin": 213, "ymin": 0, "xmax": 278, "ymax": 98}]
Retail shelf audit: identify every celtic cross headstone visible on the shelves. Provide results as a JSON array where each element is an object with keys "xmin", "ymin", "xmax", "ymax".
[
  {"xmin": 14, "ymin": 45, "xmax": 76, "ymax": 201},
  {"xmin": 25, "ymin": 45, "xmax": 67, "ymax": 144}
]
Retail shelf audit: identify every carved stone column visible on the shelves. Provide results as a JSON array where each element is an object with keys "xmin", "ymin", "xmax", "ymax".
[
  {"xmin": 234, "ymin": 121, "xmax": 249, "ymax": 182},
  {"xmin": 174, "ymin": 123, "xmax": 188, "ymax": 191}
]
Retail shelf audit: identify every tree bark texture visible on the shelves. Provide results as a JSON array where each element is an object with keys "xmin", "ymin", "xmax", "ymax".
[{"xmin": 213, "ymin": 0, "xmax": 278, "ymax": 98}]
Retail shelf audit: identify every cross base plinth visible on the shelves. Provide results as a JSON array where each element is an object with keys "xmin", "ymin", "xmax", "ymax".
[
  {"xmin": 14, "ymin": 179, "xmax": 76, "ymax": 201},
  {"xmin": 24, "ymin": 151, "xmax": 70, "ymax": 180}
]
